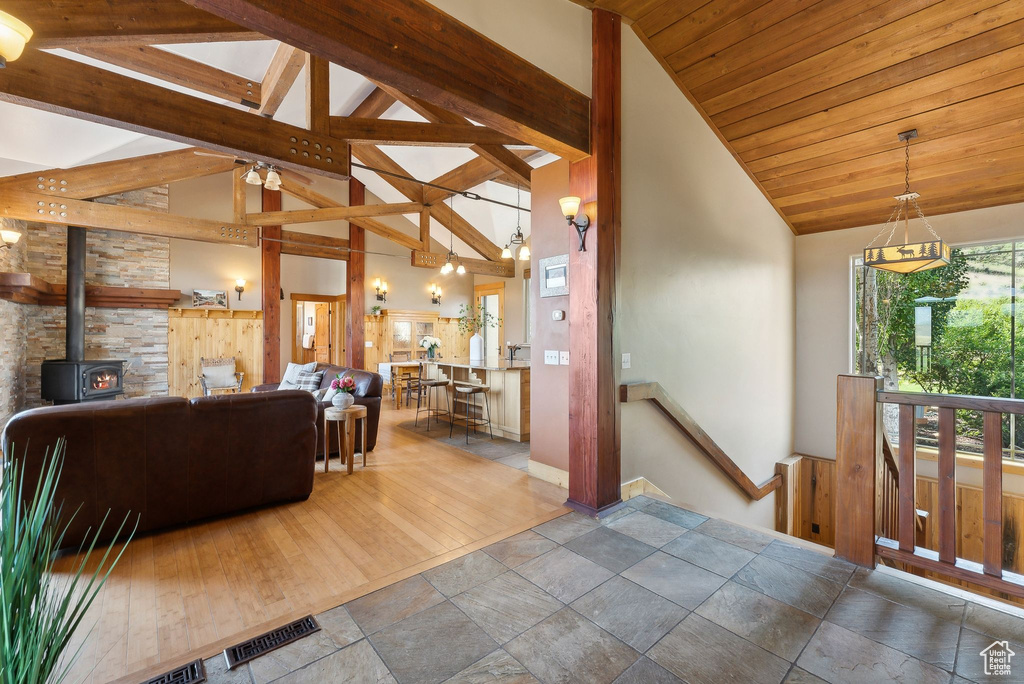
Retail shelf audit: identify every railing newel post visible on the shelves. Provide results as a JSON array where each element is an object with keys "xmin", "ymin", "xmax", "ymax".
[{"xmin": 835, "ymin": 374, "xmax": 882, "ymax": 567}]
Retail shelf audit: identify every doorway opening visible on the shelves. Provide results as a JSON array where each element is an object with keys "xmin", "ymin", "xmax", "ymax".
[
  {"xmin": 474, "ymin": 282, "xmax": 505, "ymax": 363},
  {"xmin": 291, "ymin": 293, "xmax": 346, "ymax": 365}
]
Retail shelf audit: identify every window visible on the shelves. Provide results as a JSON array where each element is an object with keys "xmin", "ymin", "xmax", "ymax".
[{"xmin": 854, "ymin": 240, "xmax": 1023, "ymax": 460}]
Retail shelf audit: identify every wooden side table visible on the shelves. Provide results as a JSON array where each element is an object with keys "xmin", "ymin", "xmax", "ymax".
[{"xmin": 324, "ymin": 404, "xmax": 368, "ymax": 474}]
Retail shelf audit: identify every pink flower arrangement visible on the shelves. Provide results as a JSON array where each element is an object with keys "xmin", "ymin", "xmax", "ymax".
[{"xmin": 330, "ymin": 375, "xmax": 357, "ymax": 394}]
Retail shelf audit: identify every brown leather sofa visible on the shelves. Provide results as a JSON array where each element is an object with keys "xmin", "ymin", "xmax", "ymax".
[
  {"xmin": 0, "ymin": 391, "xmax": 318, "ymax": 550},
  {"xmin": 253, "ymin": 364, "xmax": 383, "ymax": 456}
]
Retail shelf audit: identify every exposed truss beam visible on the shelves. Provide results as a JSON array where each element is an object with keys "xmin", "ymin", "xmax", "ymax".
[
  {"xmin": 329, "ymin": 118, "xmax": 523, "ymax": 147},
  {"xmin": 350, "ymin": 146, "xmax": 424, "ymax": 203},
  {"xmin": 0, "ymin": 50, "xmax": 350, "ymax": 180},
  {"xmin": 9, "ymin": 0, "xmax": 259, "ymax": 47},
  {"xmin": 351, "ymin": 217, "xmax": 423, "ymax": 251},
  {"xmin": 427, "ymin": 202, "xmax": 503, "ymax": 262},
  {"xmin": 183, "ymin": 0, "xmax": 590, "ymax": 159},
  {"xmin": 0, "ymin": 192, "xmax": 255, "ymax": 246},
  {"xmin": 280, "ymin": 230, "xmax": 349, "ymax": 260},
  {"xmin": 257, "ymin": 44, "xmax": 306, "ymax": 117},
  {"xmin": 422, "ymin": 149, "xmax": 543, "ymax": 204},
  {"xmin": 0, "ymin": 148, "xmax": 238, "ymax": 200},
  {"xmin": 246, "ymin": 202, "xmax": 423, "ymax": 226},
  {"xmin": 74, "ymin": 46, "xmax": 261, "ymax": 107},
  {"xmin": 349, "ymin": 87, "xmax": 397, "ymax": 119},
  {"xmin": 377, "ymin": 84, "xmax": 534, "ymax": 187},
  {"xmin": 305, "ymin": 53, "xmax": 330, "ymax": 134},
  {"xmin": 411, "ymin": 251, "xmax": 514, "ymax": 278}
]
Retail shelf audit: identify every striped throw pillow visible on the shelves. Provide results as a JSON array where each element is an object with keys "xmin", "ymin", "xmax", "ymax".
[{"xmin": 294, "ymin": 370, "xmax": 324, "ymax": 393}]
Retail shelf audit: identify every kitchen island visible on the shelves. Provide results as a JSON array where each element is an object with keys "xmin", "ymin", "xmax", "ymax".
[{"xmin": 424, "ymin": 358, "xmax": 530, "ymax": 442}]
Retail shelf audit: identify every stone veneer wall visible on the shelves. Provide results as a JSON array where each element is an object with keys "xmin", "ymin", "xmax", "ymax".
[
  {"xmin": 19, "ymin": 187, "xmax": 172, "ymax": 412},
  {"xmin": 0, "ymin": 219, "xmax": 28, "ymax": 429}
]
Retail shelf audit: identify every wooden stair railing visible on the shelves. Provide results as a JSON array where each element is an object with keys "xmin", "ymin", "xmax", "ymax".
[
  {"xmin": 620, "ymin": 382, "xmax": 782, "ymax": 501},
  {"xmin": 837, "ymin": 374, "xmax": 1024, "ymax": 599}
]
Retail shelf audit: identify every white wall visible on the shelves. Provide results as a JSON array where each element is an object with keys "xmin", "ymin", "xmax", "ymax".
[
  {"xmin": 616, "ymin": 29, "xmax": 796, "ymax": 528},
  {"xmin": 795, "ymin": 202, "xmax": 1024, "ymax": 462}
]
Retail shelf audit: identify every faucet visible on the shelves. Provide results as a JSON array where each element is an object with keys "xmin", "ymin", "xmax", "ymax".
[{"xmin": 507, "ymin": 343, "xmax": 522, "ymax": 362}]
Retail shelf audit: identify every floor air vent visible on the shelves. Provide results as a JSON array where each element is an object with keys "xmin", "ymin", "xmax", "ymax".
[
  {"xmin": 224, "ymin": 615, "xmax": 321, "ymax": 669},
  {"xmin": 143, "ymin": 658, "xmax": 205, "ymax": 684}
]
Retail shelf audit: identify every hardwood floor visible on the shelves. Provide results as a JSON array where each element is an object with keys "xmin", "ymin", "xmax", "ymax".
[{"xmin": 53, "ymin": 403, "xmax": 567, "ymax": 684}]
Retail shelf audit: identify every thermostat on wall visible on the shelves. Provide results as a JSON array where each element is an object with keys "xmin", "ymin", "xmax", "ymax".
[{"xmin": 552, "ymin": 310, "xmax": 565, "ymax": 321}]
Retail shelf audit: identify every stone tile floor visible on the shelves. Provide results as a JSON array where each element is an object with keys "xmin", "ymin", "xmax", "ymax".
[{"xmin": 201, "ymin": 496, "xmax": 1024, "ymax": 684}]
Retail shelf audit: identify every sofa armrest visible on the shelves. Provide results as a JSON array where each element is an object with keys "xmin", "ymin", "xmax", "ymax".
[{"xmin": 251, "ymin": 382, "xmax": 280, "ymax": 393}]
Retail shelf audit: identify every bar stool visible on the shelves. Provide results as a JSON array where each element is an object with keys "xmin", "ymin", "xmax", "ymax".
[
  {"xmin": 414, "ymin": 364, "xmax": 451, "ymax": 429},
  {"xmin": 450, "ymin": 384, "xmax": 493, "ymax": 443}
]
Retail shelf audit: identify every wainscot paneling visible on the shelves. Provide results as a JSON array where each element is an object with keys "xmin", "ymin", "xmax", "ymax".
[{"xmin": 168, "ymin": 308, "xmax": 263, "ymax": 398}]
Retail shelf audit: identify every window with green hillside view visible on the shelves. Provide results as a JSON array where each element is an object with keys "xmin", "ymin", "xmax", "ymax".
[{"xmin": 854, "ymin": 241, "xmax": 1024, "ymax": 460}]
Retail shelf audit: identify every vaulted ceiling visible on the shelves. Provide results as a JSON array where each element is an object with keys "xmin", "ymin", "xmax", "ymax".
[{"xmin": 590, "ymin": 0, "xmax": 1024, "ymax": 234}]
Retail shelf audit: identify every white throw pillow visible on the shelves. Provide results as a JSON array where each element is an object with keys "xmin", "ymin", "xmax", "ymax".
[
  {"xmin": 203, "ymin": 364, "xmax": 236, "ymax": 389},
  {"xmin": 280, "ymin": 361, "xmax": 317, "ymax": 389},
  {"xmin": 323, "ymin": 386, "xmax": 339, "ymax": 403}
]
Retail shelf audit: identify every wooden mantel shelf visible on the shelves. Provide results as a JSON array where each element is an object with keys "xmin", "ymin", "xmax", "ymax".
[{"xmin": 0, "ymin": 272, "xmax": 182, "ymax": 309}]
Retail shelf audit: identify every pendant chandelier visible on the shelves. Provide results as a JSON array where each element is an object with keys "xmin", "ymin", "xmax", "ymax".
[
  {"xmin": 501, "ymin": 184, "xmax": 530, "ymax": 261},
  {"xmin": 863, "ymin": 129, "xmax": 950, "ymax": 274},
  {"xmin": 439, "ymin": 195, "xmax": 465, "ymax": 276},
  {"xmin": 242, "ymin": 162, "xmax": 282, "ymax": 191}
]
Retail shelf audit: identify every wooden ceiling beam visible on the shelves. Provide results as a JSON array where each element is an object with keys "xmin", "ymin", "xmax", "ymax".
[
  {"xmin": 328, "ymin": 117, "xmax": 523, "ymax": 147},
  {"xmin": 410, "ymin": 250, "xmax": 514, "ymax": 278},
  {"xmin": 350, "ymin": 217, "xmax": 423, "ymax": 251},
  {"xmin": 257, "ymin": 44, "xmax": 306, "ymax": 117},
  {"xmin": 378, "ymin": 84, "xmax": 534, "ymax": 187},
  {"xmin": 422, "ymin": 149, "xmax": 541, "ymax": 204},
  {"xmin": 182, "ymin": 0, "xmax": 590, "ymax": 159},
  {"xmin": 350, "ymin": 146, "xmax": 424, "ymax": 203},
  {"xmin": 74, "ymin": 45, "xmax": 261, "ymax": 107},
  {"xmin": 7, "ymin": 0, "xmax": 259, "ymax": 47},
  {"xmin": 305, "ymin": 53, "xmax": 331, "ymax": 134},
  {"xmin": 280, "ymin": 230, "xmax": 349, "ymax": 260},
  {"xmin": 0, "ymin": 50, "xmax": 350, "ymax": 180},
  {"xmin": 0, "ymin": 148, "xmax": 238, "ymax": 200},
  {"xmin": 0, "ymin": 192, "xmax": 256, "ymax": 246},
  {"xmin": 349, "ymin": 87, "xmax": 397, "ymax": 119},
  {"xmin": 246, "ymin": 202, "xmax": 424, "ymax": 226},
  {"xmin": 428, "ymin": 203, "xmax": 504, "ymax": 262}
]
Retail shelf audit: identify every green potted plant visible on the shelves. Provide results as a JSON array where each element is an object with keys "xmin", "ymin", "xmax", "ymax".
[
  {"xmin": 1, "ymin": 439, "xmax": 134, "ymax": 683},
  {"xmin": 457, "ymin": 304, "xmax": 500, "ymax": 362},
  {"xmin": 370, "ymin": 305, "xmax": 382, "ymax": 316}
]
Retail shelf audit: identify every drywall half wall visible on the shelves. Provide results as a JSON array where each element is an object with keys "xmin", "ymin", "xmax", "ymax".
[
  {"xmin": 616, "ymin": 28, "xmax": 796, "ymax": 529},
  {"xmin": 795, "ymin": 202, "xmax": 1024, "ymax": 464}
]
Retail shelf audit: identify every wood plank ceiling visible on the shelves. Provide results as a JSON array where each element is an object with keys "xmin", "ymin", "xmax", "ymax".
[{"xmin": 589, "ymin": 0, "xmax": 1024, "ymax": 234}]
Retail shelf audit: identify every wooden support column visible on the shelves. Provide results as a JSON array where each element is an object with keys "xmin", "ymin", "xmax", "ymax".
[
  {"xmin": 261, "ymin": 187, "xmax": 282, "ymax": 382},
  {"xmin": 567, "ymin": 9, "xmax": 622, "ymax": 517},
  {"xmin": 835, "ymin": 375, "xmax": 882, "ymax": 567},
  {"xmin": 347, "ymin": 178, "xmax": 366, "ymax": 369}
]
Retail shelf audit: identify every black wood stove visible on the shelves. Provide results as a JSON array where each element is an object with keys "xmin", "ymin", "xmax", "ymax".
[{"xmin": 40, "ymin": 226, "xmax": 124, "ymax": 404}]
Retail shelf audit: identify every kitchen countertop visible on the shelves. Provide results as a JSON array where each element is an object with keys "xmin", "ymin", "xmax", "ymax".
[{"xmin": 424, "ymin": 357, "xmax": 531, "ymax": 371}]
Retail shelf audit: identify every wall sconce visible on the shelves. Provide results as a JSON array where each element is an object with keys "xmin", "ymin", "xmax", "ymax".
[
  {"xmin": 0, "ymin": 227, "xmax": 22, "ymax": 249},
  {"xmin": 374, "ymin": 277, "xmax": 388, "ymax": 302},
  {"xmin": 234, "ymin": 278, "xmax": 246, "ymax": 300},
  {"xmin": 559, "ymin": 196, "xmax": 591, "ymax": 252},
  {"xmin": 0, "ymin": 10, "xmax": 33, "ymax": 68},
  {"xmin": 430, "ymin": 283, "xmax": 442, "ymax": 305}
]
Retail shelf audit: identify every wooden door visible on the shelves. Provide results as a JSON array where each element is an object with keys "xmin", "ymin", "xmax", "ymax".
[
  {"xmin": 314, "ymin": 303, "xmax": 331, "ymax": 363},
  {"xmin": 332, "ymin": 298, "xmax": 346, "ymax": 365}
]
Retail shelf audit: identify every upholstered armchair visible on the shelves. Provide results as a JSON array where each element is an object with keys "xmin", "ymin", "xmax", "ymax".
[{"xmin": 199, "ymin": 357, "xmax": 244, "ymax": 396}]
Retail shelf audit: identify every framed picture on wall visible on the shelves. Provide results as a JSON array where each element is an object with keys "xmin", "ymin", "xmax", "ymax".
[
  {"xmin": 539, "ymin": 254, "xmax": 569, "ymax": 298},
  {"xmin": 192, "ymin": 289, "xmax": 228, "ymax": 309}
]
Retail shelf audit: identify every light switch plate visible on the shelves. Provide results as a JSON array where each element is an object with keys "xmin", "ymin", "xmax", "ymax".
[
  {"xmin": 559, "ymin": 351, "xmax": 570, "ymax": 365},
  {"xmin": 552, "ymin": 310, "xmax": 565, "ymax": 321},
  {"xmin": 544, "ymin": 350, "xmax": 559, "ymax": 365},
  {"xmin": 622, "ymin": 353, "xmax": 631, "ymax": 369}
]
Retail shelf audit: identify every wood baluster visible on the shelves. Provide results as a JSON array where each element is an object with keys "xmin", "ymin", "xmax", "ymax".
[
  {"xmin": 898, "ymin": 404, "xmax": 916, "ymax": 553},
  {"xmin": 983, "ymin": 411, "xmax": 1004, "ymax": 577},
  {"xmin": 937, "ymin": 407, "xmax": 956, "ymax": 564}
]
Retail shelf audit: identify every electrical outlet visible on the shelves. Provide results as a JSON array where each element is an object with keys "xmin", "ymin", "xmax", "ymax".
[
  {"xmin": 622, "ymin": 353, "xmax": 631, "ymax": 369},
  {"xmin": 559, "ymin": 351, "xmax": 570, "ymax": 365},
  {"xmin": 544, "ymin": 350, "xmax": 559, "ymax": 365}
]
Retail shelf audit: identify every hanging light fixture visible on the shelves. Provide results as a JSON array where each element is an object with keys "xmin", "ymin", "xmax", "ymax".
[
  {"xmin": 244, "ymin": 166, "xmax": 263, "ymax": 186},
  {"xmin": 502, "ymin": 184, "xmax": 530, "ymax": 262},
  {"xmin": 242, "ymin": 163, "xmax": 283, "ymax": 190},
  {"xmin": 263, "ymin": 167, "xmax": 282, "ymax": 191},
  {"xmin": 864, "ymin": 129, "xmax": 950, "ymax": 273},
  {"xmin": 0, "ymin": 10, "xmax": 32, "ymax": 68},
  {"xmin": 439, "ymin": 195, "xmax": 465, "ymax": 276}
]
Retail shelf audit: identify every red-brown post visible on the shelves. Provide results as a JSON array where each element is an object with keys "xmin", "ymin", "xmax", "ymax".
[
  {"xmin": 835, "ymin": 375, "xmax": 881, "ymax": 566},
  {"xmin": 567, "ymin": 9, "xmax": 621, "ymax": 517},
  {"xmin": 346, "ymin": 178, "xmax": 366, "ymax": 370},
  {"xmin": 261, "ymin": 186, "xmax": 282, "ymax": 383}
]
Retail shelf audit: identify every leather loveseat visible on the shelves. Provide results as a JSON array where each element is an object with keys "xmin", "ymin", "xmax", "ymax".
[
  {"xmin": 0, "ymin": 391, "xmax": 318, "ymax": 550},
  {"xmin": 253, "ymin": 364, "xmax": 383, "ymax": 456}
]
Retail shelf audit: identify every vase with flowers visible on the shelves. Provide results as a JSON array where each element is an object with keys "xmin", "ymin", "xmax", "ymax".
[
  {"xmin": 457, "ymin": 304, "xmax": 500, "ymax": 363},
  {"xmin": 330, "ymin": 374, "xmax": 357, "ymax": 409},
  {"xmin": 420, "ymin": 335, "xmax": 441, "ymax": 359}
]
